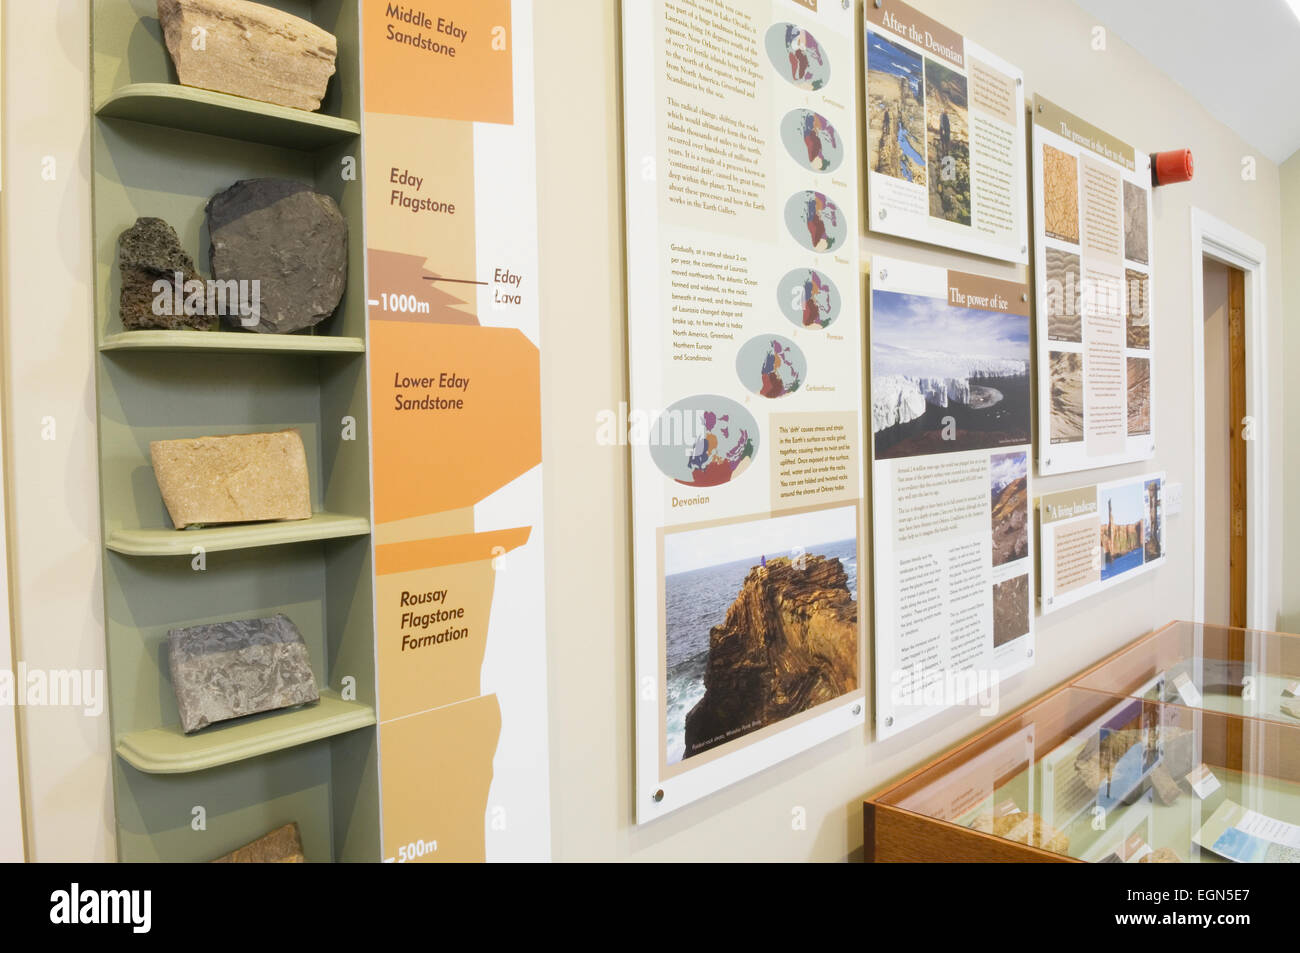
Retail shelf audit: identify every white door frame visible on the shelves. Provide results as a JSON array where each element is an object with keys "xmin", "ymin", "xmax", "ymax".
[{"xmin": 1189, "ymin": 208, "xmax": 1270, "ymax": 630}]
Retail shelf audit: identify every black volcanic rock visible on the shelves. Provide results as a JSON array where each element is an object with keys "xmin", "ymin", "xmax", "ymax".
[
  {"xmin": 117, "ymin": 216, "xmax": 214, "ymax": 331},
  {"xmin": 206, "ymin": 178, "xmax": 347, "ymax": 334}
]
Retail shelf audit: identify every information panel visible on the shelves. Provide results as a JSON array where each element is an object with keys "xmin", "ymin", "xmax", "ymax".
[
  {"xmin": 863, "ymin": 0, "xmax": 1028, "ymax": 263},
  {"xmin": 1038, "ymin": 472, "xmax": 1166, "ymax": 614},
  {"xmin": 1033, "ymin": 97, "xmax": 1155, "ymax": 475},
  {"xmin": 624, "ymin": 0, "xmax": 866, "ymax": 821},
  {"xmin": 361, "ymin": 0, "xmax": 550, "ymax": 862},
  {"xmin": 870, "ymin": 257, "xmax": 1034, "ymax": 739}
]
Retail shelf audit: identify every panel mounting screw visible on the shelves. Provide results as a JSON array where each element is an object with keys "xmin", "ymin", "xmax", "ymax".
[
  {"xmin": 879, "ymin": 269, "xmax": 888, "ymax": 282},
  {"xmin": 884, "ymin": 715, "xmax": 894, "ymax": 727},
  {"xmin": 1028, "ymin": 648, "xmax": 1035, "ymax": 658},
  {"xmin": 652, "ymin": 789, "xmax": 664, "ymax": 803},
  {"xmin": 1037, "ymin": 103, "xmax": 1044, "ymax": 112},
  {"xmin": 1021, "ymin": 293, "xmax": 1028, "ymax": 301},
  {"xmin": 852, "ymin": 704, "xmax": 862, "ymax": 716},
  {"xmin": 879, "ymin": 208, "xmax": 888, "ymax": 220}
]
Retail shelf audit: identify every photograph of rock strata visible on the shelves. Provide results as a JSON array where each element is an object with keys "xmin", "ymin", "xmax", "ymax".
[
  {"xmin": 662, "ymin": 508, "xmax": 859, "ymax": 765},
  {"xmin": 1049, "ymin": 350, "xmax": 1084, "ymax": 443},
  {"xmin": 1123, "ymin": 180, "xmax": 1149, "ymax": 264},
  {"xmin": 991, "ymin": 451, "xmax": 1029, "ymax": 567},
  {"xmin": 1126, "ymin": 268, "xmax": 1150, "ymax": 348},
  {"xmin": 924, "ymin": 58, "xmax": 971, "ymax": 225},
  {"xmin": 993, "ymin": 574, "xmax": 1030, "ymax": 647},
  {"xmin": 1046, "ymin": 247, "xmax": 1082, "ymax": 342},
  {"xmin": 871, "ymin": 290, "xmax": 1031, "ymax": 459},
  {"xmin": 1127, "ymin": 356, "xmax": 1151, "ymax": 435},
  {"xmin": 1042, "ymin": 144, "xmax": 1079, "ymax": 243},
  {"xmin": 866, "ymin": 31, "xmax": 926, "ymax": 187}
]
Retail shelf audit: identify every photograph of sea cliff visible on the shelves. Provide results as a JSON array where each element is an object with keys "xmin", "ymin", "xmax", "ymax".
[
  {"xmin": 1046, "ymin": 248, "xmax": 1082, "ymax": 342},
  {"xmin": 663, "ymin": 506, "xmax": 859, "ymax": 765},
  {"xmin": 866, "ymin": 31, "xmax": 926, "ymax": 187},
  {"xmin": 871, "ymin": 289, "xmax": 1031, "ymax": 459},
  {"xmin": 991, "ymin": 451, "xmax": 1029, "ymax": 567},
  {"xmin": 924, "ymin": 57, "xmax": 970, "ymax": 225},
  {"xmin": 1050, "ymin": 350, "xmax": 1084, "ymax": 444},
  {"xmin": 1099, "ymin": 482, "xmax": 1145, "ymax": 582}
]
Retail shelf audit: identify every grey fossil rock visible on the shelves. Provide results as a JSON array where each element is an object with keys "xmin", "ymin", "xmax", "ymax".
[
  {"xmin": 168, "ymin": 613, "xmax": 319, "ymax": 733},
  {"xmin": 117, "ymin": 217, "xmax": 216, "ymax": 331}
]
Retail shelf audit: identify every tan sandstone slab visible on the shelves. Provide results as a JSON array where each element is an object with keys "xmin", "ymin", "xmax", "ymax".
[
  {"xmin": 211, "ymin": 822, "xmax": 305, "ymax": 863},
  {"xmin": 150, "ymin": 429, "xmax": 311, "ymax": 529},
  {"xmin": 157, "ymin": 0, "xmax": 338, "ymax": 112}
]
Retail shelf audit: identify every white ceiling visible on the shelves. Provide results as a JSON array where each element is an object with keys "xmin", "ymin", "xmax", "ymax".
[{"xmin": 1071, "ymin": 0, "xmax": 1300, "ymax": 163}]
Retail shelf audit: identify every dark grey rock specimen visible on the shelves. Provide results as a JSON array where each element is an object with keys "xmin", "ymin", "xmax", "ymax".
[
  {"xmin": 117, "ymin": 217, "xmax": 215, "ymax": 331},
  {"xmin": 206, "ymin": 178, "xmax": 347, "ymax": 334},
  {"xmin": 168, "ymin": 613, "xmax": 319, "ymax": 733}
]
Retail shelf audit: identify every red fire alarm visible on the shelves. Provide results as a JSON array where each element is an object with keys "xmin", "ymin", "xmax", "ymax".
[{"xmin": 1151, "ymin": 149, "xmax": 1194, "ymax": 186}]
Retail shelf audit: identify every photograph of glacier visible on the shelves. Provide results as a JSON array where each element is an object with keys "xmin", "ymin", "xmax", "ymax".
[{"xmin": 871, "ymin": 289, "xmax": 1031, "ymax": 460}]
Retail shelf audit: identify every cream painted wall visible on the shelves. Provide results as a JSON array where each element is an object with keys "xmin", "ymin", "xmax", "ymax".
[
  {"xmin": 536, "ymin": 0, "xmax": 1286, "ymax": 861},
  {"xmin": 1201, "ymin": 259, "xmax": 1229, "ymax": 627},
  {"xmin": 0, "ymin": 1, "xmax": 114, "ymax": 861},
  {"xmin": 1281, "ymin": 151, "xmax": 1300, "ymax": 632},
  {"xmin": 0, "ymin": 0, "xmax": 1288, "ymax": 862}
]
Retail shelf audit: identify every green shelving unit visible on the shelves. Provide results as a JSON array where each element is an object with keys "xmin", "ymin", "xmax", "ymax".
[{"xmin": 91, "ymin": 0, "xmax": 380, "ymax": 862}]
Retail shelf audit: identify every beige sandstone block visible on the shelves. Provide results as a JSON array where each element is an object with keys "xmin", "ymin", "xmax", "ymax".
[
  {"xmin": 157, "ymin": 0, "xmax": 338, "ymax": 112},
  {"xmin": 212, "ymin": 822, "xmax": 305, "ymax": 863},
  {"xmin": 150, "ymin": 429, "xmax": 312, "ymax": 529}
]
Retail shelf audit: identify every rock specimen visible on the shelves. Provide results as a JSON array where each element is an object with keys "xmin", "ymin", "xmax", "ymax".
[
  {"xmin": 157, "ymin": 0, "xmax": 337, "ymax": 112},
  {"xmin": 207, "ymin": 178, "xmax": 347, "ymax": 334},
  {"xmin": 683, "ymin": 555, "xmax": 857, "ymax": 759},
  {"xmin": 212, "ymin": 822, "xmax": 305, "ymax": 863},
  {"xmin": 117, "ymin": 217, "xmax": 215, "ymax": 331},
  {"xmin": 970, "ymin": 811, "xmax": 1070, "ymax": 856},
  {"xmin": 1149, "ymin": 764, "xmax": 1181, "ymax": 805},
  {"xmin": 150, "ymin": 429, "xmax": 311, "ymax": 529},
  {"xmin": 169, "ymin": 613, "xmax": 318, "ymax": 733},
  {"xmin": 1140, "ymin": 847, "xmax": 1182, "ymax": 863},
  {"xmin": 1281, "ymin": 697, "xmax": 1300, "ymax": 721}
]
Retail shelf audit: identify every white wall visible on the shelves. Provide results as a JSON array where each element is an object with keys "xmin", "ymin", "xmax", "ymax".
[
  {"xmin": 1281, "ymin": 150, "xmax": 1300, "ymax": 632},
  {"xmin": 536, "ymin": 0, "xmax": 1286, "ymax": 861}
]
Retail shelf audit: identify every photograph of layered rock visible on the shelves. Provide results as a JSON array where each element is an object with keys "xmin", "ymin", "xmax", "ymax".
[
  {"xmin": 993, "ymin": 574, "xmax": 1030, "ymax": 647},
  {"xmin": 1123, "ymin": 180, "xmax": 1149, "ymax": 264},
  {"xmin": 866, "ymin": 31, "xmax": 926, "ymax": 187},
  {"xmin": 663, "ymin": 506, "xmax": 859, "ymax": 765},
  {"xmin": 924, "ymin": 58, "xmax": 971, "ymax": 225},
  {"xmin": 871, "ymin": 290, "xmax": 1030, "ymax": 459},
  {"xmin": 1126, "ymin": 269, "xmax": 1150, "ymax": 348},
  {"xmin": 1042, "ymin": 144, "xmax": 1079, "ymax": 243},
  {"xmin": 991, "ymin": 451, "xmax": 1029, "ymax": 567},
  {"xmin": 1099, "ymin": 482, "xmax": 1145, "ymax": 581},
  {"xmin": 1045, "ymin": 248, "xmax": 1082, "ymax": 342},
  {"xmin": 1127, "ymin": 356, "xmax": 1151, "ymax": 435},
  {"xmin": 1144, "ymin": 478, "xmax": 1164, "ymax": 562},
  {"xmin": 1049, "ymin": 350, "xmax": 1084, "ymax": 443}
]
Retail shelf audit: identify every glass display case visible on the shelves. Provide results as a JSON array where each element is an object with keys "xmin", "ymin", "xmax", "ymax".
[{"xmin": 864, "ymin": 622, "xmax": 1300, "ymax": 862}]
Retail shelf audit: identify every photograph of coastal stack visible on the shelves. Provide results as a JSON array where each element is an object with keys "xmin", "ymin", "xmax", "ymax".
[
  {"xmin": 871, "ymin": 289, "xmax": 1031, "ymax": 459},
  {"xmin": 866, "ymin": 30, "xmax": 926, "ymax": 187},
  {"xmin": 924, "ymin": 58, "xmax": 971, "ymax": 225},
  {"xmin": 1099, "ymin": 482, "xmax": 1145, "ymax": 582},
  {"xmin": 662, "ymin": 506, "xmax": 859, "ymax": 766}
]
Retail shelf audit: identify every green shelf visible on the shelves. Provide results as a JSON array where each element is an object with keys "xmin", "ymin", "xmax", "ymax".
[
  {"xmin": 101, "ymin": 329, "xmax": 366, "ymax": 355},
  {"xmin": 106, "ymin": 512, "xmax": 371, "ymax": 557},
  {"xmin": 116, "ymin": 691, "xmax": 376, "ymax": 775},
  {"xmin": 96, "ymin": 83, "xmax": 360, "ymax": 150}
]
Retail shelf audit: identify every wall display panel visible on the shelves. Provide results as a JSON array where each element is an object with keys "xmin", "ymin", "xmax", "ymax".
[
  {"xmin": 360, "ymin": 0, "xmax": 551, "ymax": 862},
  {"xmin": 623, "ymin": 0, "xmax": 867, "ymax": 821},
  {"xmin": 871, "ymin": 256, "xmax": 1034, "ymax": 739},
  {"xmin": 863, "ymin": 0, "xmax": 1028, "ymax": 263},
  {"xmin": 1038, "ymin": 472, "xmax": 1167, "ymax": 614},
  {"xmin": 1032, "ymin": 97, "xmax": 1155, "ymax": 475}
]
